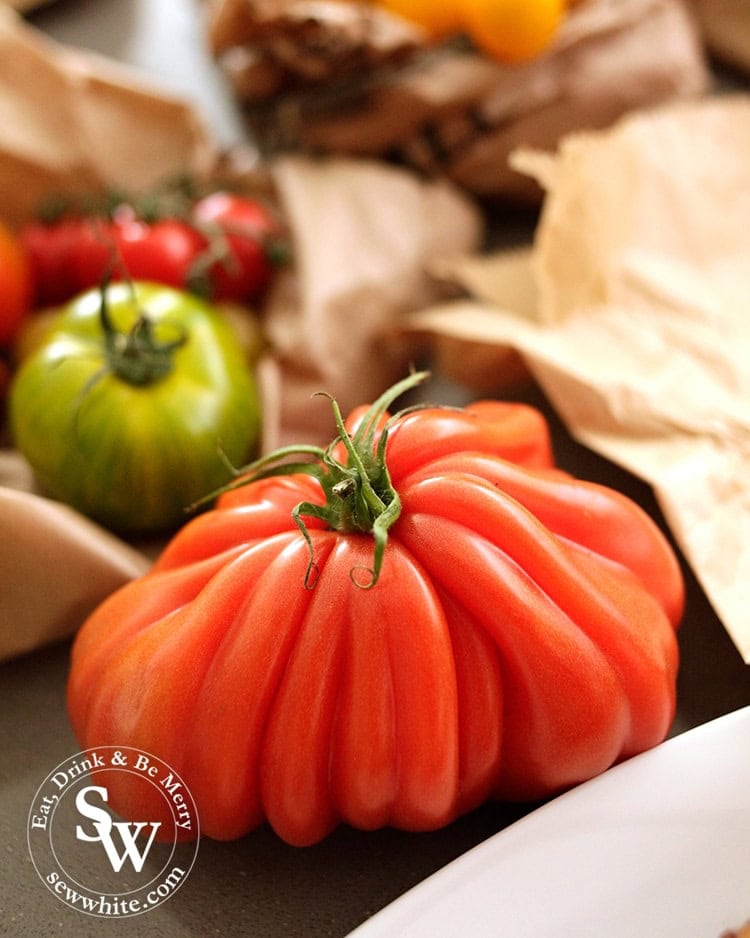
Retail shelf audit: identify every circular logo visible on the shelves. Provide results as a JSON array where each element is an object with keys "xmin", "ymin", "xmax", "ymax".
[{"xmin": 27, "ymin": 746, "xmax": 200, "ymax": 918}]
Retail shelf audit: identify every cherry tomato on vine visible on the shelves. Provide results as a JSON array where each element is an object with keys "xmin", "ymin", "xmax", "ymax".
[
  {"xmin": 463, "ymin": 0, "xmax": 565, "ymax": 64},
  {"xmin": 115, "ymin": 215, "xmax": 207, "ymax": 291},
  {"xmin": 190, "ymin": 192, "xmax": 284, "ymax": 303},
  {"xmin": 0, "ymin": 219, "xmax": 32, "ymax": 345},
  {"xmin": 65, "ymin": 216, "xmax": 118, "ymax": 293},
  {"xmin": 28, "ymin": 211, "xmax": 208, "ymax": 301},
  {"xmin": 19, "ymin": 190, "xmax": 285, "ymax": 308},
  {"xmin": 21, "ymin": 216, "xmax": 106, "ymax": 307}
]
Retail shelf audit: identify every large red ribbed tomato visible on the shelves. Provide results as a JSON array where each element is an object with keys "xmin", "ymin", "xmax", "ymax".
[{"xmin": 67, "ymin": 373, "xmax": 683, "ymax": 846}]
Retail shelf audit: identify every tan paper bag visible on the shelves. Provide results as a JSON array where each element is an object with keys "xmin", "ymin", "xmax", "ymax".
[
  {"xmin": 0, "ymin": 5, "xmax": 216, "ymax": 226},
  {"xmin": 406, "ymin": 96, "xmax": 750, "ymax": 661},
  {"xmin": 207, "ymin": 0, "xmax": 709, "ymax": 199}
]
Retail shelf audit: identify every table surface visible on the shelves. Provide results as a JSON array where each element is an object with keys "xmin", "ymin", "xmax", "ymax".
[{"xmin": 2, "ymin": 2, "xmax": 749, "ymax": 936}]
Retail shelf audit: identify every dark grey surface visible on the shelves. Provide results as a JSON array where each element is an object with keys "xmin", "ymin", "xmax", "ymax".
[{"xmin": 4, "ymin": 2, "xmax": 750, "ymax": 935}]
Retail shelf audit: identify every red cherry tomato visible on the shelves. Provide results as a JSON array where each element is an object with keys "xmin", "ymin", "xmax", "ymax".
[
  {"xmin": 19, "ymin": 217, "xmax": 83, "ymax": 309},
  {"xmin": 115, "ymin": 216, "xmax": 207, "ymax": 291},
  {"xmin": 22, "ymin": 212, "xmax": 207, "ymax": 302},
  {"xmin": 22, "ymin": 215, "xmax": 122, "ymax": 306},
  {"xmin": 19, "ymin": 190, "xmax": 286, "ymax": 309},
  {"xmin": 67, "ymin": 216, "xmax": 119, "ymax": 294},
  {"xmin": 191, "ymin": 192, "xmax": 282, "ymax": 303},
  {"xmin": 66, "ymin": 209, "xmax": 207, "ymax": 294}
]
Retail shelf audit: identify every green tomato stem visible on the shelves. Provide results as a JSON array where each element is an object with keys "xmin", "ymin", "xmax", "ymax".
[
  {"xmin": 99, "ymin": 288, "xmax": 187, "ymax": 386},
  {"xmin": 204, "ymin": 370, "xmax": 431, "ymax": 588}
]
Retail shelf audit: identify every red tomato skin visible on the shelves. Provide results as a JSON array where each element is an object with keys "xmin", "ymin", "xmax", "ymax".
[
  {"xmin": 191, "ymin": 192, "xmax": 280, "ymax": 302},
  {"xmin": 398, "ymin": 451, "xmax": 685, "ymax": 626},
  {"xmin": 115, "ymin": 217, "xmax": 206, "ymax": 290},
  {"xmin": 375, "ymin": 399, "xmax": 555, "ymax": 471},
  {"xmin": 68, "ymin": 401, "xmax": 682, "ymax": 845},
  {"xmin": 20, "ymin": 218, "xmax": 82, "ymax": 308},
  {"xmin": 67, "ymin": 217, "xmax": 118, "ymax": 294},
  {"xmin": 21, "ymin": 214, "xmax": 208, "ymax": 303},
  {"xmin": 69, "ymin": 213, "xmax": 208, "ymax": 293},
  {"xmin": 0, "ymin": 221, "xmax": 31, "ymax": 345},
  {"xmin": 21, "ymin": 216, "xmax": 121, "ymax": 305}
]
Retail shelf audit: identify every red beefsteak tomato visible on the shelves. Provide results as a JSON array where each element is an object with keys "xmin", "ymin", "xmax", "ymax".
[{"xmin": 67, "ymin": 373, "xmax": 683, "ymax": 846}]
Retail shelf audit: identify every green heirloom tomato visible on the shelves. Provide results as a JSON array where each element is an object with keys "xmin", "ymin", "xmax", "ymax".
[{"xmin": 9, "ymin": 281, "xmax": 260, "ymax": 535}]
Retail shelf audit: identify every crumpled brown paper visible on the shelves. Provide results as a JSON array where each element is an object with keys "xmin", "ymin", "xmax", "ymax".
[
  {"xmin": 0, "ymin": 9, "xmax": 482, "ymax": 660},
  {"xmin": 0, "ymin": 0, "xmax": 54, "ymax": 11},
  {"xmin": 405, "ymin": 95, "xmax": 750, "ymax": 661},
  {"xmin": 688, "ymin": 0, "xmax": 750, "ymax": 75},
  {"xmin": 0, "ymin": 482, "xmax": 150, "ymax": 662},
  {"xmin": 258, "ymin": 153, "xmax": 482, "ymax": 450},
  {"xmin": 0, "ymin": 5, "xmax": 217, "ymax": 226},
  {"xmin": 208, "ymin": 0, "xmax": 710, "ymax": 200}
]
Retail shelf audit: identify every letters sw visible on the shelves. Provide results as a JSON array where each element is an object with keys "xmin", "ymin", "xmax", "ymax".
[{"xmin": 75, "ymin": 786, "xmax": 161, "ymax": 873}]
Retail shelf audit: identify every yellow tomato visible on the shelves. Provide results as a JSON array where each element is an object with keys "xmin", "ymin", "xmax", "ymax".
[
  {"xmin": 463, "ymin": 0, "xmax": 564, "ymax": 63},
  {"xmin": 375, "ymin": 0, "xmax": 463, "ymax": 39}
]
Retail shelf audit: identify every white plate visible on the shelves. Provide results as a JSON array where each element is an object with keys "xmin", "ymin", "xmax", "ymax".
[{"xmin": 350, "ymin": 706, "xmax": 750, "ymax": 938}]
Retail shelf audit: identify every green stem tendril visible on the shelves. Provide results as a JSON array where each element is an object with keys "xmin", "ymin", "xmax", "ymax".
[
  {"xmin": 196, "ymin": 370, "xmax": 431, "ymax": 589},
  {"xmin": 99, "ymin": 287, "xmax": 187, "ymax": 387}
]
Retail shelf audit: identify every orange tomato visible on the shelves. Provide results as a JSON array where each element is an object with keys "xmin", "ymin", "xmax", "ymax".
[
  {"xmin": 463, "ymin": 0, "xmax": 564, "ymax": 63},
  {"xmin": 0, "ymin": 220, "xmax": 32, "ymax": 347}
]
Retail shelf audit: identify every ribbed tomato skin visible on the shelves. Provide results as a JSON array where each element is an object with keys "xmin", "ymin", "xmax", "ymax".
[{"xmin": 67, "ymin": 400, "xmax": 682, "ymax": 845}]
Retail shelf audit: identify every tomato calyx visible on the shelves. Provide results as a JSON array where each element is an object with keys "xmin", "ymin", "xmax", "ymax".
[
  {"xmin": 205, "ymin": 370, "xmax": 431, "ymax": 588},
  {"xmin": 99, "ymin": 287, "xmax": 187, "ymax": 387}
]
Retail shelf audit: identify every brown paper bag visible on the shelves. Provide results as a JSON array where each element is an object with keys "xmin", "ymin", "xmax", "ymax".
[
  {"xmin": 0, "ymin": 0, "xmax": 54, "ymax": 10},
  {"xmin": 0, "ymin": 6, "xmax": 216, "ymax": 226},
  {"xmin": 207, "ymin": 0, "xmax": 710, "ymax": 199},
  {"xmin": 406, "ymin": 95, "xmax": 750, "ymax": 661},
  {"xmin": 258, "ymin": 153, "xmax": 482, "ymax": 450},
  {"xmin": 0, "ymin": 482, "xmax": 150, "ymax": 662},
  {"xmin": 688, "ymin": 0, "xmax": 750, "ymax": 74}
]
